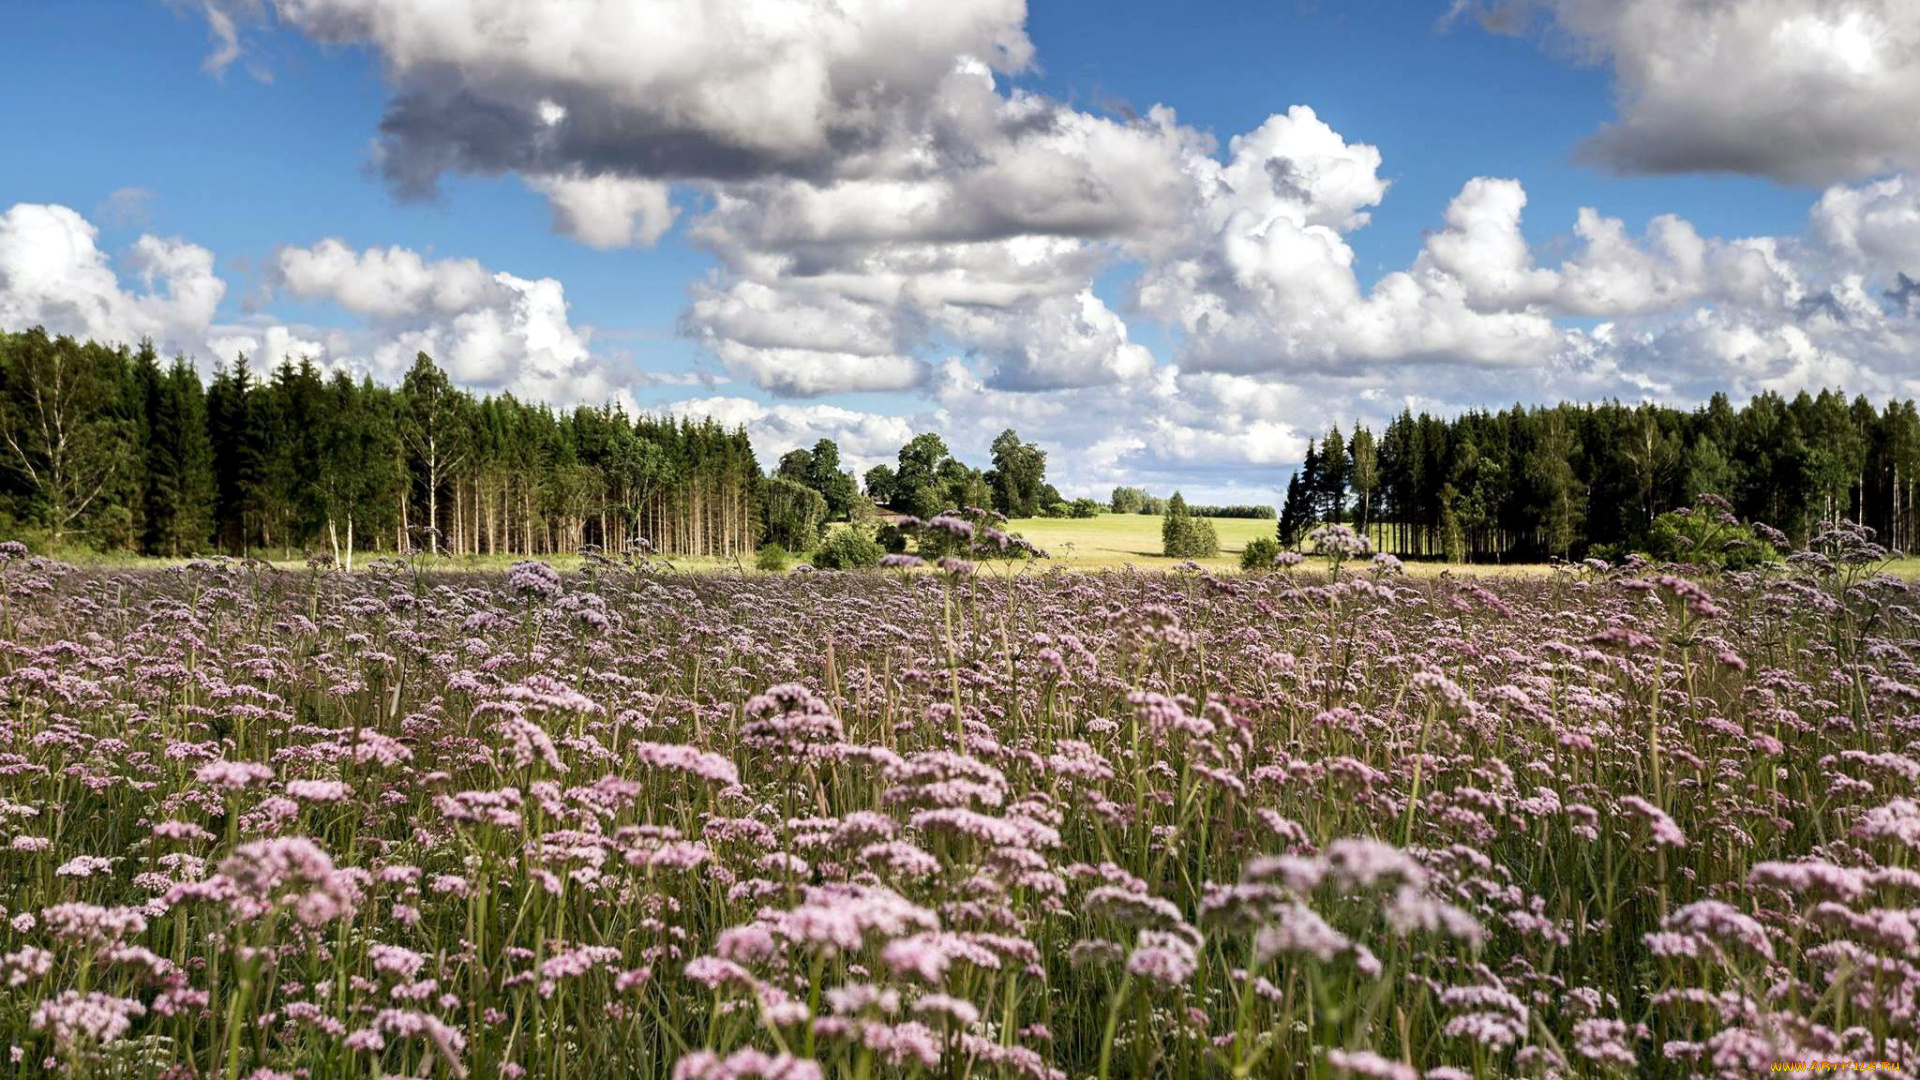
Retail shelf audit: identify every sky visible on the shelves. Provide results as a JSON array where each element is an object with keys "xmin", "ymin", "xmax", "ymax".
[{"xmin": 4, "ymin": 1, "xmax": 1920, "ymax": 505}]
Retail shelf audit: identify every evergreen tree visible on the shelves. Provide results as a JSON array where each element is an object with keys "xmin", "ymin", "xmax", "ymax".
[
  {"xmin": 1161, "ymin": 491, "xmax": 1219, "ymax": 558},
  {"xmin": 1277, "ymin": 469, "xmax": 1310, "ymax": 547},
  {"xmin": 1318, "ymin": 423, "xmax": 1349, "ymax": 523}
]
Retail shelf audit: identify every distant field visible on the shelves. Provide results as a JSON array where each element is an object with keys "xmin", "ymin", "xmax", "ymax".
[
  {"xmin": 1000, "ymin": 513, "xmax": 1276, "ymax": 570},
  {"xmin": 993, "ymin": 514, "xmax": 1547, "ymax": 576},
  {"xmin": 23, "ymin": 514, "xmax": 1920, "ymax": 577}
]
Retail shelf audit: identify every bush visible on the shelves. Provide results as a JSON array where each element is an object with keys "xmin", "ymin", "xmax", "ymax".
[
  {"xmin": 1069, "ymin": 498, "xmax": 1102, "ymax": 519},
  {"xmin": 753, "ymin": 544, "xmax": 791, "ymax": 572},
  {"xmin": 811, "ymin": 527, "xmax": 884, "ymax": 570},
  {"xmin": 1644, "ymin": 507, "xmax": 1779, "ymax": 570},
  {"xmin": 1240, "ymin": 535, "xmax": 1282, "ymax": 571},
  {"xmin": 907, "ymin": 507, "xmax": 1042, "ymax": 561}
]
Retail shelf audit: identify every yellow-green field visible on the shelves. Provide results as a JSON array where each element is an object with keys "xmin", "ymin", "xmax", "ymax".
[
  {"xmin": 990, "ymin": 515, "xmax": 1546, "ymax": 575},
  {"xmin": 21, "ymin": 513, "xmax": 1920, "ymax": 576},
  {"xmin": 1001, "ymin": 514, "xmax": 1275, "ymax": 570}
]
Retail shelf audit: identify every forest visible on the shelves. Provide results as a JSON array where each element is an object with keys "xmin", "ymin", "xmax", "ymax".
[
  {"xmin": 1277, "ymin": 393, "xmax": 1920, "ymax": 562},
  {"xmin": 4, "ymin": 324, "xmax": 1919, "ymax": 565},
  {"xmin": 0, "ymin": 327, "xmax": 1058, "ymax": 563}
]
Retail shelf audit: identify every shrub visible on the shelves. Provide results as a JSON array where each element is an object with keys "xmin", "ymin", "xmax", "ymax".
[
  {"xmin": 753, "ymin": 544, "xmax": 790, "ymax": 572},
  {"xmin": 908, "ymin": 507, "xmax": 1043, "ymax": 561},
  {"xmin": 811, "ymin": 527, "xmax": 884, "ymax": 570},
  {"xmin": 1240, "ymin": 535, "xmax": 1282, "ymax": 571},
  {"xmin": 1645, "ymin": 506, "xmax": 1780, "ymax": 570},
  {"xmin": 1069, "ymin": 498, "xmax": 1102, "ymax": 519}
]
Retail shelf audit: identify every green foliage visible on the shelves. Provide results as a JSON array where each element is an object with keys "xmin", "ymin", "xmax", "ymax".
[
  {"xmin": 1644, "ymin": 507, "xmax": 1780, "ymax": 569},
  {"xmin": 1161, "ymin": 492, "xmax": 1220, "ymax": 558},
  {"xmin": 1187, "ymin": 504, "xmax": 1275, "ymax": 519},
  {"xmin": 811, "ymin": 526, "xmax": 883, "ymax": 570},
  {"xmin": 1240, "ymin": 535, "xmax": 1282, "ymax": 571},
  {"xmin": 987, "ymin": 429, "xmax": 1048, "ymax": 518},
  {"xmin": 0, "ymin": 329, "xmax": 138, "ymax": 548},
  {"xmin": 761, "ymin": 476, "xmax": 828, "ymax": 552},
  {"xmin": 1110, "ymin": 486, "xmax": 1147, "ymax": 515},
  {"xmin": 753, "ymin": 543, "xmax": 791, "ymax": 572},
  {"xmin": 778, "ymin": 440, "xmax": 859, "ymax": 520},
  {"xmin": 1068, "ymin": 497, "xmax": 1102, "ymax": 519},
  {"xmin": 862, "ymin": 464, "xmax": 897, "ymax": 507}
]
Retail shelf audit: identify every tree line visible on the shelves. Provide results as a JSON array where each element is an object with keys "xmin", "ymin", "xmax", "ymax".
[
  {"xmin": 10, "ymin": 325, "xmax": 1920, "ymax": 567},
  {"xmin": 0, "ymin": 328, "xmax": 763, "ymax": 563},
  {"xmin": 1277, "ymin": 393, "xmax": 1920, "ymax": 562},
  {"xmin": 0, "ymin": 327, "xmax": 1081, "ymax": 564}
]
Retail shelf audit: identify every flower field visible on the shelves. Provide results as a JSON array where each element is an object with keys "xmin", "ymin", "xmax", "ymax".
[{"xmin": 3, "ymin": 527, "xmax": 1919, "ymax": 1080}]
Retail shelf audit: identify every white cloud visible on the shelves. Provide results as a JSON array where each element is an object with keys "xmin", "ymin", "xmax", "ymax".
[
  {"xmin": 203, "ymin": 0, "xmax": 1036, "ymax": 194},
  {"xmin": 531, "ymin": 173, "xmax": 677, "ymax": 249},
  {"xmin": 0, "ymin": 203, "xmax": 224, "ymax": 352},
  {"xmin": 273, "ymin": 239, "xmax": 499, "ymax": 319},
  {"xmin": 272, "ymin": 238, "xmax": 627, "ymax": 406},
  {"xmin": 208, "ymin": 324, "xmax": 327, "ymax": 367},
  {"xmin": 1468, "ymin": 0, "xmax": 1920, "ymax": 184},
  {"xmin": 667, "ymin": 395, "xmax": 918, "ymax": 476},
  {"xmin": 1812, "ymin": 174, "xmax": 1920, "ymax": 278}
]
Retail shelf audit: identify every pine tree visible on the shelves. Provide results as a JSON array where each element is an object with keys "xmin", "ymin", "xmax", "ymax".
[
  {"xmin": 1277, "ymin": 470, "xmax": 1310, "ymax": 547},
  {"xmin": 207, "ymin": 356, "xmax": 270, "ymax": 552},
  {"xmin": 1318, "ymin": 423, "xmax": 1349, "ymax": 524}
]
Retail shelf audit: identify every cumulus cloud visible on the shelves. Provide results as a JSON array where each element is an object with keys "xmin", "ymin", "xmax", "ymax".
[
  {"xmin": 203, "ymin": 0, "xmax": 1036, "ymax": 193},
  {"xmin": 1812, "ymin": 174, "xmax": 1920, "ymax": 277},
  {"xmin": 0, "ymin": 203, "xmax": 224, "ymax": 352},
  {"xmin": 0, "ymin": 199, "xmax": 660, "ymax": 411},
  {"xmin": 1136, "ymin": 110, "xmax": 1567, "ymax": 376},
  {"xmin": 270, "ymin": 238, "xmax": 630, "ymax": 406},
  {"xmin": 666, "ymin": 395, "xmax": 918, "ymax": 476},
  {"xmin": 1466, "ymin": 0, "xmax": 1920, "ymax": 184},
  {"xmin": 208, "ymin": 324, "xmax": 327, "ymax": 367},
  {"xmin": 530, "ymin": 173, "xmax": 678, "ymax": 249}
]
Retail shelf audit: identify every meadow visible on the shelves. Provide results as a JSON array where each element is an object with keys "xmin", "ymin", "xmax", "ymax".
[
  {"xmin": 1, "ymin": 524, "xmax": 1917, "ymax": 1079},
  {"xmin": 18, "ymin": 515, "xmax": 1542, "ymax": 578}
]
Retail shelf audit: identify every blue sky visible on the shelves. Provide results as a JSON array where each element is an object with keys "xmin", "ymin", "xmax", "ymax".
[{"xmin": 4, "ymin": 1, "xmax": 1919, "ymax": 503}]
